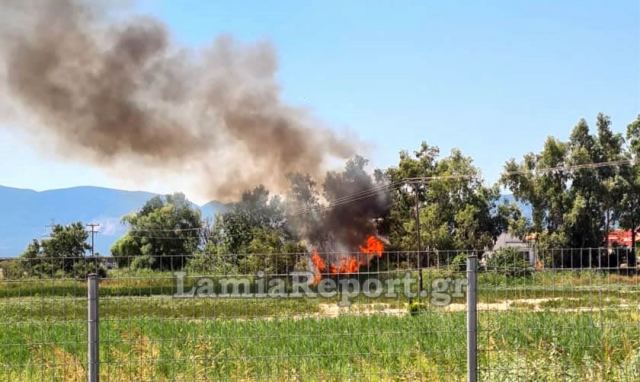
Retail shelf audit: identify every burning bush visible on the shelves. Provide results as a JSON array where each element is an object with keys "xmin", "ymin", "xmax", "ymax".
[{"xmin": 311, "ymin": 235, "xmax": 385, "ymax": 284}]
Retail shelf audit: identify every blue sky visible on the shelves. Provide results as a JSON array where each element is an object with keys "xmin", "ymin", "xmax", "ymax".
[{"xmin": 0, "ymin": 0, "xmax": 638, "ymax": 203}]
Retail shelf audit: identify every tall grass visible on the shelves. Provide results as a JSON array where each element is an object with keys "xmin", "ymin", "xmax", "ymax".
[
  {"xmin": 1, "ymin": 268, "xmax": 639, "ymax": 380},
  {"xmin": 1, "ymin": 310, "xmax": 638, "ymax": 381}
]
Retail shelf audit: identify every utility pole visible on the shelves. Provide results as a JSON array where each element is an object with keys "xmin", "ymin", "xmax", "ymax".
[
  {"xmin": 43, "ymin": 219, "xmax": 56, "ymax": 239},
  {"xmin": 413, "ymin": 181, "xmax": 424, "ymax": 292},
  {"xmin": 86, "ymin": 224, "xmax": 100, "ymax": 257}
]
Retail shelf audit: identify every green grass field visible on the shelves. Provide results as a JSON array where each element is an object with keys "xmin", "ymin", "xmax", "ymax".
[{"xmin": 1, "ymin": 270, "xmax": 639, "ymax": 381}]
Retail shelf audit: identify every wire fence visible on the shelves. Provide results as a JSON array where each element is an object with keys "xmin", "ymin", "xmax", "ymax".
[{"xmin": 0, "ymin": 248, "xmax": 638, "ymax": 381}]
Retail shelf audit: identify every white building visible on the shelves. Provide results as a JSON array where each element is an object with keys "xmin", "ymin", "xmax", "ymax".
[{"xmin": 485, "ymin": 232, "xmax": 536, "ymax": 266}]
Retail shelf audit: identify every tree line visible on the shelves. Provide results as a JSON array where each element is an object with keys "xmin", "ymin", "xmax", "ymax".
[
  {"xmin": 12, "ymin": 114, "xmax": 640, "ymax": 276},
  {"xmin": 503, "ymin": 114, "xmax": 640, "ymax": 253}
]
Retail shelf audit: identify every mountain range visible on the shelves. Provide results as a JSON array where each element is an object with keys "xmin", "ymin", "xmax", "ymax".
[{"xmin": 0, "ymin": 185, "xmax": 226, "ymax": 258}]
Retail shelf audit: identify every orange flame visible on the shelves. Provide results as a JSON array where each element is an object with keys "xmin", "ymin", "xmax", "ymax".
[
  {"xmin": 359, "ymin": 235, "xmax": 384, "ymax": 258},
  {"xmin": 311, "ymin": 250, "xmax": 325, "ymax": 284},
  {"xmin": 310, "ymin": 235, "xmax": 385, "ymax": 283},
  {"xmin": 329, "ymin": 257, "xmax": 360, "ymax": 274}
]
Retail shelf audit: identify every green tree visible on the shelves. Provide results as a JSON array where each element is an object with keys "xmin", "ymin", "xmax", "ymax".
[
  {"xmin": 503, "ymin": 136, "xmax": 570, "ymax": 246},
  {"xmin": 111, "ymin": 193, "xmax": 202, "ymax": 270},
  {"xmin": 208, "ymin": 186, "xmax": 287, "ymax": 253},
  {"xmin": 204, "ymin": 186, "xmax": 303, "ymax": 274},
  {"xmin": 382, "ymin": 143, "xmax": 510, "ymax": 259},
  {"xmin": 501, "ymin": 116, "xmax": 622, "ymax": 251},
  {"xmin": 20, "ymin": 222, "xmax": 94, "ymax": 277},
  {"xmin": 565, "ymin": 118, "xmax": 603, "ymax": 248},
  {"xmin": 240, "ymin": 227, "xmax": 305, "ymax": 274},
  {"xmin": 285, "ymin": 173, "xmax": 322, "ymax": 244},
  {"xmin": 595, "ymin": 113, "xmax": 624, "ymax": 238},
  {"xmin": 618, "ymin": 115, "xmax": 640, "ymax": 261}
]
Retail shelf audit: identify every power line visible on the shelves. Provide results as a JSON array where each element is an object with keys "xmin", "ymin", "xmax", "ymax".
[
  {"xmin": 129, "ymin": 227, "xmax": 205, "ymax": 232},
  {"xmin": 288, "ymin": 174, "xmax": 479, "ymax": 217},
  {"xmin": 326, "ymin": 181, "xmax": 403, "ymax": 204},
  {"xmin": 501, "ymin": 158, "xmax": 635, "ymax": 177},
  {"xmin": 115, "ymin": 159, "xmax": 638, "ymax": 235},
  {"xmin": 287, "ymin": 181, "xmax": 401, "ymax": 217},
  {"xmin": 41, "ymin": 219, "xmax": 56, "ymax": 239},
  {"xmin": 404, "ymin": 174, "xmax": 476, "ymax": 182},
  {"xmin": 289, "ymin": 158, "xmax": 637, "ymax": 217}
]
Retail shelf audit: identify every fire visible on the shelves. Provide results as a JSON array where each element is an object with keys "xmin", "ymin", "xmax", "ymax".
[
  {"xmin": 310, "ymin": 235, "xmax": 385, "ymax": 283},
  {"xmin": 330, "ymin": 257, "xmax": 360, "ymax": 274},
  {"xmin": 311, "ymin": 250, "xmax": 326, "ymax": 284},
  {"xmin": 359, "ymin": 235, "xmax": 384, "ymax": 257}
]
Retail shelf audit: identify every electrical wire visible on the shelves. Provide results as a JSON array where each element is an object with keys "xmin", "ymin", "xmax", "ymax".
[{"xmin": 120, "ymin": 158, "xmax": 638, "ymax": 235}]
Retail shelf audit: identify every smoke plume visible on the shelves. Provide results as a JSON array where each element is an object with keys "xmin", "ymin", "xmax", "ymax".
[
  {"xmin": 0, "ymin": 0, "xmax": 355, "ymax": 201},
  {"xmin": 286, "ymin": 156, "xmax": 390, "ymax": 254}
]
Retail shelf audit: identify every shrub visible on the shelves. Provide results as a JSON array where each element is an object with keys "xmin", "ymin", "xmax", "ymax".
[
  {"xmin": 71, "ymin": 260, "xmax": 107, "ymax": 278},
  {"xmin": 130, "ymin": 255, "xmax": 156, "ymax": 270},
  {"xmin": 447, "ymin": 253, "xmax": 467, "ymax": 274},
  {"xmin": 0, "ymin": 259, "xmax": 26, "ymax": 279},
  {"xmin": 485, "ymin": 247, "xmax": 532, "ymax": 277},
  {"xmin": 186, "ymin": 252, "xmax": 237, "ymax": 275}
]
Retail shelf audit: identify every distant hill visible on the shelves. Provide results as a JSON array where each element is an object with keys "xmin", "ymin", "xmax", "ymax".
[{"xmin": 0, "ymin": 185, "xmax": 226, "ymax": 258}]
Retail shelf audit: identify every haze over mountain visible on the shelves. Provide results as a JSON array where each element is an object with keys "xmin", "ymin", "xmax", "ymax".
[{"xmin": 0, "ymin": 185, "xmax": 226, "ymax": 257}]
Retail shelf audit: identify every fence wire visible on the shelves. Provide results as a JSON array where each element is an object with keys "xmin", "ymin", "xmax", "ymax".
[
  {"xmin": 478, "ymin": 247, "xmax": 640, "ymax": 381},
  {"xmin": 0, "ymin": 247, "xmax": 638, "ymax": 381}
]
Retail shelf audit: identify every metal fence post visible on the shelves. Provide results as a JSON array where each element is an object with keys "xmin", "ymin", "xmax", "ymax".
[
  {"xmin": 88, "ymin": 274, "xmax": 100, "ymax": 382},
  {"xmin": 467, "ymin": 253, "xmax": 478, "ymax": 382}
]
